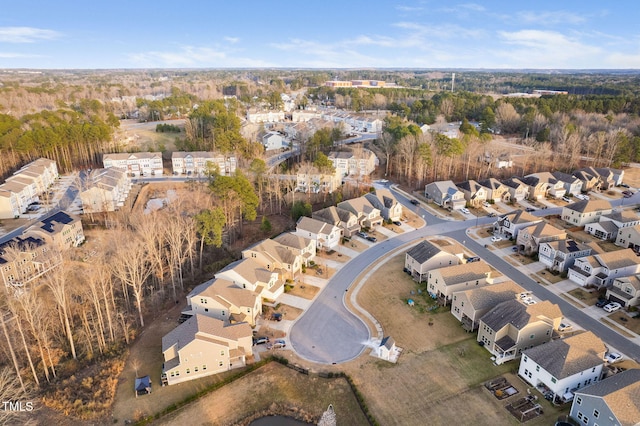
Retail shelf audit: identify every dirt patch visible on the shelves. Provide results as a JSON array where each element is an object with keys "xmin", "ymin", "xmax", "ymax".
[
  {"xmin": 268, "ymin": 303, "xmax": 303, "ymax": 321},
  {"xmin": 304, "ymin": 264, "xmax": 336, "ymax": 280},
  {"xmin": 316, "ymin": 250, "xmax": 350, "ymax": 263},
  {"xmin": 568, "ymin": 287, "xmax": 603, "ymax": 306},
  {"xmin": 285, "ymin": 283, "xmax": 320, "ymax": 300},
  {"xmin": 608, "ymin": 313, "xmax": 640, "ymax": 335}
]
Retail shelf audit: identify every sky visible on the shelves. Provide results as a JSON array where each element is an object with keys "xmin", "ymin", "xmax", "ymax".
[{"xmin": 1, "ymin": 1, "xmax": 639, "ymax": 70}]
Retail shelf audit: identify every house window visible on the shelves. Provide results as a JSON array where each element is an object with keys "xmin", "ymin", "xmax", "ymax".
[
  {"xmin": 536, "ymin": 366, "xmax": 540, "ymax": 372},
  {"xmin": 530, "ymin": 334, "xmax": 535, "ymax": 339},
  {"xmin": 523, "ymin": 356, "xmax": 528, "ymax": 362},
  {"xmin": 220, "ymin": 350, "xmax": 225, "ymax": 356},
  {"xmin": 175, "ymin": 371, "xmax": 179, "ymax": 376},
  {"xmin": 221, "ymin": 311, "xmax": 225, "ymax": 316},
  {"xmin": 576, "ymin": 396, "xmax": 582, "ymax": 405},
  {"xmin": 186, "ymin": 368, "xmax": 190, "ymax": 374},
  {"xmin": 551, "ymin": 377, "xmax": 557, "ymax": 384},
  {"xmin": 204, "ymin": 308, "xmax": 208, "ymax": 312},
  {"xmin": 194, "ymin": 366, "xmax": 198, "ymax": 372},
  {"xmin": 219, "ymin": 361, "xmax": 223, "ymax": 367},
  {"xmin": 582, "ymin": 416, "xmax": 588, "ymax": 425},
  {"xmin": 593, "ymin": 409, "xmax": 599, "ymax": 418},
  {"xmin": 203, "ymin": 365, "xmax": 207, "ymax": 370}
]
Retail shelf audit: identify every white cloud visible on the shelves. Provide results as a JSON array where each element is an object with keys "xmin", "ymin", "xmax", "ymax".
[
  {"xmin": 128, "ymin": 45, "xmax": 273, "ymax": 68},
  {"xmin": 224, "ymin": 36, "xmax": 240, "ymax": 44},
  {"xmin": 516, "ymin": 10, "xmax": 587, "ymax": 26},
  {"xmin": 396, "ymin": 5, "xmax": 424, "ymax": 12},
  {"xmin": 0, "ymin": 52, "xmax": 44, "ymax": 58},
  {"xmin": 0, "ymin": 27, "xmax": 61, "ymax": 43}
]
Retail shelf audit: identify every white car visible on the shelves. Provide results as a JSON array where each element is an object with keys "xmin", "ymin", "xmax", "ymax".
[
  {"xmin": 460, "ymin": 207, "xmax": 470, "ymax": 214},
  {"xmin": 490, "ymin": 236, "xmax": 502, "ymax": 242},
  {"xmin": 605, "ymin": 352, "xmax": 623, "ymax": 363},
  {"xmin": 558, "ymin": 322, "xmax": 573, "ymax": 332},
  {"xmin": 482, "ymin": 201, "xmax": 491, "ymax": 207},
  {"xmin": 603, "ymin": 302, "xmax": 622, "ymax": 313},
  {"xmin": 523, "ymin": 298, "xmax": 537, "ymax": 305}
]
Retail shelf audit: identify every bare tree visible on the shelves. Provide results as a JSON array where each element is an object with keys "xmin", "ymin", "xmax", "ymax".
[
  {"xmin": 44, "ymin": 261, "xmax": 77, "ymax": 360},
  {"xmin": 111, "ymin": 238, "xmax": 152, "ymax": 327}
]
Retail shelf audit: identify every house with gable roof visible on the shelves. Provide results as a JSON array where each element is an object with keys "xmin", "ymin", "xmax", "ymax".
[
  {"xmin": 424, "ymin": 180, "xmax": 465, "ymax": 210},
  {"xmin": 161, "ymin": 315, "xmax": 252, "ymax": 385},
  {"xmin": 216, "ymin": 258, "xmax": 285, "ymax": 300},
  {"xmin": 493, "ymin": 209, "xmax": 542, "ymax": 239},
  {"xmin": 241, "ymin": 239, "xmax": 302, "ymax": 280},
  {"xmin": 451, "ymin": 281, "xmax": 526, "ymax": 332},
  {"xmin": 552, "ymin": 171, "xmax": 583, "ymax": 196},
  {"xmin": 615, "ymin": 223, "xmax": 640, "ymax": 252},
  {"xmin": 404, "ymin": 239, "xmax": 464, "ymax": 282},
  {"xmin": 524, "ymin": 172, "xmax": 567, "ymax": 199},
  {"xmin": 516, "ymin": 222, "xmax": 567, "ymax": 254},
  {"xmin": 606, "ymin": 274, "xmax": 640, "ymax": 308},
  {"xmin": 426, "ymin": 261, "xmax": 493, "ymax": 305},
  {"xmin": 103, "ymin": 152, "xmax": 163, "ymax": 176},
  {"xmin": 569, "ymin": 368, "xmax": 640, "ymax": 426},
  {"xmin": 295, "ymin": 216, "xmax": 341, "ymax": 251},
  {"xmin": 184, "ymin": 277, "xmax": 261, "ymax": 325},
  {"xmin": 477, "ymin": 299, "xmax": 563, "ymax": 365},
  {"xmin": 364, "ymin": 188, "xmax": 403, "ymax": 222},
  {"xmin": 80, "ymin": 167, "xmax": 132, "ymax": 213},
  {"xmin": 312, "ymin": 205, "xmax": 360, "ymax": 238},
  {"xmin": 502, "ymin": 177, "xmax": 528, "ymax": 202},
  {"xmin": 518, "ymin": 331, "xmax": 607, "ymax": 403},
  {"xmin": 585, "ymin": 211, "xmax": 640, "ymax": 241},
  {"xmin": 562, "ymin": 200, "xmax": 613, "ymax": 227},
  {"xmin": 272, "ymin": 232, "xmax": 316, "ymax": 267},
  {"xmin": 568, "ymin": 248, "xmax": 640, "ymax": 288},
  {"xmin": 337, "ymin": 197, "xmax": 383, "ymax": 228},
  {"xmin": 24, "ymin": 210, "xmax": 85, "ymax": 249},
  {"xmin": 539, "ymin": 239, "xmax": 593, "ymax": 273},
  {"xmin": 478, "ymin": 178, "xmax": 510, "ymax": 203},
  {"xmin": 456, "ymin": 180, "xmax": 488, "ymax": 207}
]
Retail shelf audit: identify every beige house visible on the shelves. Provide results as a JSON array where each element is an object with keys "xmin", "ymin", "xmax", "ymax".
[
  {"xmin": 562, "ymin": 200, "xmax": 613, "ymax": 227},
  {"xmin": 494, "ymin": 209, "xmax": 542, "ymax": 239},
  {"xmin": 568, "ymin": 248, "xmax": 640, "ymax": 288},
  {"xmin": 241, "ymin": 239, "xmax": 302, "ymax": 280},
  {"xmin": 313, "ymin": 206, "xmax": 360, "ymax": 238},
  {"xmin": 477, "ymin": 300, "xmax": 562, "ymax": 365},
  {"xmin": 161, "ymin": 315, "xmax": 252, "ymax": 386},
  {"xmin": 516, "ymin": 222, "xmax": 567, "ymax": 254},
  {"xmin": 337, "ymin": 197, "xmax": 383, "ymax": 229},
  {"xmin": 14, "ymin": 158, "xmax": 58, "ymax": 193},
  {"xmin": 478, "ymin": 178, "xmax": 510, "ymax": 203},
  {"xmin": 616, "ymin": 223, "xmax": 640, "ymax": 252},
  {"xmin": 295, "ymin": 167, "xmax": 342, "ymax": 194},
  {"xmin": 0, "ymin": 189, "xmax": 21, "ymax": 219},
  {"xmin": 328, "ymin": 148, "xmax": 378, "ymax": 177},
  {"xmin": 364, "ymin": 189, "xmax": 403, "ymax": 222},
  {"xmin": 404, "ymin": 239, "xmax": 464, "ymax": 282},
  {"xmin": 0, "ymin": 158, "xmax": 59, "ymax": 217},
  {"xmin": 185, "ymin": 277, "xmax": 261, "ymax": 325},
  {"xmin": 295, "ymin": 216, "xmax": 341, "ymax": 251},
  {"xmin": 451, "ymin": 281, "xmax": 526, "ymax": 332},
  {"xmin": 0, "ymin": 235, "xmax": 62, "ymax": 289},
  {"xmin": 171, "ymin": 151, "xmax": 237, "ymax": 176},
  {"xmin": 456, "ymin": 180, "xmax": 488, "ymax": 207},
  {"xmin": 552, "ymin": 171, "xmax": 583, "ymax": 196},
  {"xmin": 272, "ymin": 232, "xmax": 316, "ymax": 266},
  {"xmin": 80, "ymin": 167, "xmax": 132, "ymax": 213},
  {"xmin": 502, "ymin": 177, "xmax": 528, "ymax": 202},
  {"xmin": 216, "ymin": 258, "xmax": 285, "ymax": 301},
  {"xmin": 585, "ymin": 211, "xmax": 640, "ymax": 241},
  {"xmin": 103, "ymin": 152, "xmax": 163, "ymax": 176},
  {"xmin": 606, "ymin": 274, "xmax": 640, "ymax": 308},
  {"xmin": 523, "ymin": 172, "xmax": 567, "ymax": 199},
  {"xmin": 24, "ymin": 211, "xmax": 85, "ymax": 249},
  {"xmin": 426, "ymin": 261, "xmax": 493, "ymax": 305}
]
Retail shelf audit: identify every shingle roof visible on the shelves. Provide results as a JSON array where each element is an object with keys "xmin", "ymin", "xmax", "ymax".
[
  {"xmin": 522, "ymin": 222, "xmax": 565, "ymax": 239},
  {"xmin": 543, "ymin": 239, "xmax": 591, "ymax": 254},
  {"xmin": 522, "ymin": 331, "xmax": 606, "ymax": 379},
  {"xmin": 32, "ymin": 211, "xmax": 76, "ymax": 234},
  {"xmin": 574, "ymin": 369, "xmax": 640, "ymax": 426},
  {"xmin": 189, "ymin": 277, "xmax": 259, "ymax": 308},
  {"xmin": 434, "ymin": 261, "xmax": 491, "ymax": 285},
  {"xmin": 162, "ymin": 314, "xmax": 252, "ymax": 353},
  {"xmin": 459, "ymin": 281, "xmax": 525, "ymax": 311},
  {"xmin": 406, "ymin": 240, "xmax": 442, "ymax": 264},
  {"xmin": 501, "ymin": 209, "xmax": 540, "ymax": 224},
  {"xmin": 480, "ymin": 300, "xmax": 562, "ymax": 331},
  {"xmin": 565, "ymin": 199, "xmax": 612, "ymax": 213},
  {"xmin": 296, "ymin": 216, "xmax": 337, "ymax": 235},
  {"xmin": 273, "ymin": 233, "xmax": 312, "ymax": 250},
  {"xmin": 596, "ymin": 248, "xmax": 639, "ymax": 270},
  {"xmin": 478, "ymin": 178, "xmax": 505, "ymax": 191}
]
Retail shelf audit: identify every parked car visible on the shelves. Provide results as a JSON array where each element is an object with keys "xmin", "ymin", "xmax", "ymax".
[
  {"xmin": 270, "ymin": 312, "xmax": 283, "ymax": 321},
  {"xmin": 460, "ymin": 207, "xmax": 470, "ymax": 214},
  {"xmin": 271, "ymin": 339, "xmax": 286, "ymax": 349},
  {"xmin": 595, "ymin": 298, "xmax": 609, "ymax": 308},
  {"xmin": 410, "ymin": 199, "xmax": 420, "ymax": 205},
  {"xmin": 605, "ymin": 352, "xmax": 623, "ymax": 364},
  {"xmin": 253, "ymin": 336, "xmax": 269, "ymax": 346},
  {"xmin": 356, "ymin": 231, "xmax": 367, "ymax": 238},
  {"xmin": 393, "ymin": 221, "xmax": 402, "ymax": 226},
  {"xmin": 490, "ymin": 236, "xmax": 502, "ymax": 242},
  {"xmin": 366, "ymin": 236, "xmax": 377, "ymax": 242},
  {"xmin": 511, "ymin": 246, "xmax": 518, "ymax": 252},
  {"xmin": 558, "ymin": 322, "xmax": 573, "ymax": 332},
  {"xmin": 467, "ymin": 256, "xmax": 480, "ymax": 263},
  {"xmin": 525, "ymin": 207, "xmax": 536, "ymax": 212},
  {"xmin": 562, "ymin": 196, "xmax": 571, "ymax": 202},
  {"xmin": 603, "ymin": 302, "xmax": 622, "ymax": 313},
  {"xmin": 620, "ymin": 183, "xmax": 630, "ymax": 188},
  {"xmin": 482, "ymin": 201, "xmax": 491, "ymax": 207},
  {"xmin": 523, "ymin": 298, "xmax": 537, "ymax": 305},
  {"xmin": 487, "ymin": 212, "xmax": 496, "ymax": 217}
]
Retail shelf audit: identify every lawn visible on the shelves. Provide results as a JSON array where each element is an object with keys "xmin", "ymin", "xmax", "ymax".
[{"xmin": 567, "ymin": 287, "xmax": 603, "ymax": 306}]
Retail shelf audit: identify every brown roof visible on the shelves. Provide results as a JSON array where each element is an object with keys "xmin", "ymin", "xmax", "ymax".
[
  {"xmin": 434, "ymin": 261, "xmax": 491, "ymax": 285},
  {"xmin": 575, "ymin": 369, "xmax": 640, "ymax": 426},
  {"xmin": 162, "ymin": 314, "xmax": 251, "ymax": 353},
  {"xmin": 459, "ymin": 281, "xmax": 526, "ymax": 310},
  {"xmin": 596, "ymin": 248, "xmax": 639, "ymax": 269},
  {"xmin": 566, "ymin": 199, "xmax": 612, "ymax": 213}
]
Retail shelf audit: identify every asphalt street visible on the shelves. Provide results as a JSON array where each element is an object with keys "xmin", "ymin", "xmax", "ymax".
[{"xmin": 289, "ymin": 189, "xmax": 640, "ymax": 365}]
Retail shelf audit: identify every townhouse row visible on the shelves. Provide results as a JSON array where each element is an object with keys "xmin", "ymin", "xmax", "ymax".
[
  {"xmin": 102, "ymin": 151, "xmax": 237, "ymax": 177},
  {"xmin": 0, "ymin": 158, "xmax": 58, "ymax": 219}
]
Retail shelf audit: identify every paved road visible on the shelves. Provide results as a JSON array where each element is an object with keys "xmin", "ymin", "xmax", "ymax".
[{"xmin": 289, "ymin": 189, "xmax": 640, "ymax": 365}]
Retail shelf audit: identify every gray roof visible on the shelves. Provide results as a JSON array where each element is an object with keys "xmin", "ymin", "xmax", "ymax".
[
  {"xmin": 574, "ymin": 369, "xmax": 640, "ymax": 426},
  {"xmin": 522, "ymin": 331, "xmax": 606, "ymax": 379},
  {"xmin": 406, "ymin": 240, "xmax": 442, "ymax": 264},
  {"xmin": 480, "ymin": 299, "xmax": 562, "ymax": 331},
  {"xmin": 162, "ymin": 314, "xmax": 251, "ymax": 353},
  {"xmin": 459, "ymin": 281, "xmax": 525, "ymax": 311},
  {"xmin": 478, "ymin": 178, "xmax": 505, "ymax": 191},
  {"xmin": 565, "ymin": 199, "xmax": 612, "ymax": 213}
]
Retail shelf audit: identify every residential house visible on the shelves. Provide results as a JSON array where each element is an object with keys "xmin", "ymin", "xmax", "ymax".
[
  {"xmin": 404, "ymin": 239, "xmax": 465, "ymax": 282},
  {"xmin": 216, "ymin": 258, "xmax": 285, "ymax": 301},
  {"xmin": 609, "ymin": 168, "xmax": 625, "ymax": 186},
  {"xmin": 295, "ymin": 216, "xmax": 341, "ymax": 252},
  {"xmin": 616, "ymin": 223, "xmax": 640, "ymax": 252},
  {"xmin": 328, "ymin": 148, "xmax": 378, "ymax": 177},
  {"xmin": 0, "ymin": 235, "xmax": 61, "ymax": 289},
  {"xmin": 262, "ymin": 132, "xmax": 286, "ymax": 151},
  {"xmin": 524, "ymin": 172, "xmax": 567, "ymax": 199},
  {"xmin": 15, "ymin": 158, "xmax": 58, "ymax": 190},
  {"xmin": 103, "ymin": 152, "xmax": 163, "ymax": 176},
  {"xmin": 562, "ymin": 200, "xmax": 613, "ymax": 227},
  {"xmin": 478, "ymin": 178, "xmax": 510, "ymax": 203},
  {"xmin": 246, "ymin": 110, "xmax": 285, "ymax": 123},
  {"xmin": 477, "ymin": 300, "xmax": 562, "ymax": 365},
  {"xmin": 0, "ymin": 180, "xmax": 38, "ymax": 216},
  {"xmin": 518, "ymin": 331, "xmax": 607, "ymax": 403},
  {"xmin": 502, "ymin": 177, "xmax": 528, "ymax": 202},
  {"xmin": 0, "ymin": 158, "xmax": 59, "ymax": 214},
  {"xmin": 0, "ymin": 189, "xmax": 21, "ymax": 219},
  {"xmin": 185, "ymin": 278, "xmax": 261, "ymax": 325},
  {"xmin": 606, "ymin": 275, "xmax": 640, "ymax": 308},
  {"xmin": 493, "ymin": 209, "xmax": 542, "ymax": 239},
  {"xmin": 552, "ymin": 171, "xmax": 583, "ymax": 196},
  {"xmin": 24, "ymin": 211, "xmax": 85, "ymax": 249},
  {"xmin": 426, "ymin": 261, "xmax": 493, "ymax": 305},
  {"xmin": 539, "ymin": 240, "xmax": 593, "ymax": 273},
  {"xmin": 161, "ymin": 315, "xmax": 252, "ymax": 386},
  {"xmin": 337, "ymin": 197, "xmax": 383, "ymax": 228},
  {"xmin": 424, "ymin": 180, "xmax": 465, "ymax": 210},
  {"xmin": 241, "ymin": 239, "xmax": 302, "ymax": 280},
  {"xmin": 573, "ymin": 169, "xmax": 601, "ymax": 193},
  {"xmin": 364, "ymin": 189, "xmax": 403, "ymax": 222},
  {"xmin": 80, "ymin": 167, "xmax": 132, "ymax": 213},
  {"xmin": 456, "ymin": 180, "xmax": 488, "ymax": 207},
  {"xmin": 295, "ymin": 167, "xmax": 341, "ymax": 194},
  {"xmin": 569, "ymin": 368, "xmax": 640, "ymax": 426},
  {"xmin": 516, "ymin": 222, "xmax": 567, "ymax": 255},
  {"xmin": 313, "ymin": 206, "xmax": 360, "ymax": 238},
  {"xmin": 272, "ymin": 233, "xmax": 316, "ymax": 267},
  {"xmin": 451, "ymin": 281, "xmax": 525, "ymax": 332},
  {"xmin": 585, "ymin": 211, "xmax": 640, "ymax": 241},
  {"xmin": 592, "ymin": 167, "xmax": 616, "ymax": 190},
  {"xmin": 171, "ymin": 151, "xmax": 237, "ymax": 176},
  {"xmin": 568, "ymin": 248, "xmax": 640, "ymax": 288}
]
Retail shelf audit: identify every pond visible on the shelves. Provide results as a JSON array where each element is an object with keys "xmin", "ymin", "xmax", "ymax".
[{"xmin": 249, "ymin": 415, "xmax": 311, "ymax": 426}]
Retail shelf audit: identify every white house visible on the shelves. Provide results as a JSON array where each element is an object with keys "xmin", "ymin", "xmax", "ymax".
[
  {"xmin": 295, "ymin": 216, "xmax": 341, "ymax": 252},
  {"xmin": 519, "ymin": 331, "xmax": 606, "ymax": 404},
  {"xmin": 216, "ymin": 258, "xmax": 285, "ymax": 301},
  {"xmin": 562, "ymin": 200, "xmax": 613, "ymax": 227},
  {"xmin": 103, "ymin": 152, "xmax": 164, "ymax": 176},
  {"xmin": 262, "ymin": 132, "xmax": 287, "ymax": 151},
  {"xmin": 405, "ymin": 239, "xmax": 464, "ymax": 283},
  {"xmin": 568, "ymin": 248, "xmax": 640, "ymax": 288},
  {"xmin": 539, "ymin": 239, "xmax": 592, "ymax": 273},
  {"xmin": 606, "ymin": 274, "xmax": 640, "ymax": 308},
  {"xmin": 184, "ymin": 277, "xmax": 261, "ymax": 326},
  {"xmin": 80, "ymin": 167, "xmax": 132, "ymax": 213},
  {"xmin": 171, "ymin": 151, "xmax": 237, "ymax": 176}
]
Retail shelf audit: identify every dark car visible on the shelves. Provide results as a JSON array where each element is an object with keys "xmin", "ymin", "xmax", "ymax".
[
  {"xmin": 356, "ymin": 231, "xmax": 367, "ymax": 238},
  {"xmin": 366, "ymin": 236, "xmax": 377, "ymax": 242},
  {"xmin": 270, "ymin": 313, "xmax": 283, "ymax": 321},
  {"xmin": 525, "ymin": 207, "xmax": 536, "ymax": 212},
  {"xmin": 393, "ymin": 221, "xmax": 402, "ymax": 226},
  {"xmin": 620, "ymin": 183, "xmax": 630, "ymax": 188},
  {"xmin": 253, "ymin": 336, "xmax": 269, "ymax": 345},
  {"xmin": 410, "ymin": 199, "xmax": 420, "ymax": 205},
  {"xmin": 487, "ymin": 212, "xmax": 496, "ymax": 217},
  {"xmin": 467, "ymin": 256, "xmax": 480, "ymax": 263},
  {"xmin": 595, "ymin": 299, "xmax": 608, "ymax": 308}
]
